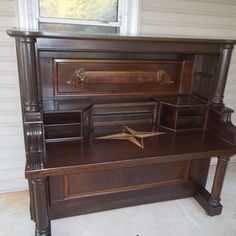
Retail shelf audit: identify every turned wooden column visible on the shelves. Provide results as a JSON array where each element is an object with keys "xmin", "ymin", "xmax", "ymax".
[
  {"xmin": 30, "ymin": 178, "xmax": 51, "ymax": 236},
  {"xmin": 209, "ymin": 156, "xmax": 230, "ymax": 207},
  {"xmin": 16, "ymin": 37, "xmax": 40, "ymax": 112},
  {"xmin": 212, "ymin": 44, "xmax": 234, "ymax": 106},
  {"xmin": 15, "ymin": 35, "xmax": 44, "ymax": 165}
]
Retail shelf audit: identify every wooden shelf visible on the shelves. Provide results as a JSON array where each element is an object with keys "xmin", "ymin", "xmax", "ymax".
[
  {"xmin": 177, "ymin": 108, "xmax": 202, "ymax": 117},
  {"xmin": 44, "ymin": 123, "xmax": 81, "ymax": 127},
  {"xmin": 45, "ymin": 137, "xmax": 83, "ymax": 143},
  {"xmin": 44, "ymin": 124, "xmax": 82, "ymax": 140},
  {"xmin": 43, "ymin": 99, "xmax": 93, "ymax": 113},
  {"xmin": 153, "ymin": 95, "xmax": 206, "ymax": 107}
]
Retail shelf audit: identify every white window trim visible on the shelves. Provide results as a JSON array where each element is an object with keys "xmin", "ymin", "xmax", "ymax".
[
  {"xmin": 120, "ymin": 0, "xmax": 140, "ymax": 35},
  {"xmin": 18, "ymin": 0, "xmax": 140, "ymax": 35}
]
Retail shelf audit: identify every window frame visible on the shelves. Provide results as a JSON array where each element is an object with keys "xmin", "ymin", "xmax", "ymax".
[{"xmin": 18, "ymin": 0, "xmax": 140, "ymax": 34}]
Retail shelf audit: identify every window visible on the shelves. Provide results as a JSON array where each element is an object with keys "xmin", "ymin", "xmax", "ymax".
[
  {"xmin": 18, "ymin": 0, "xmax": 140, "ymax": 34},
  {"xmin": 39, "ymin": 0, "xmax": 119, "ymax": 22},
  {"xmin": 38, "ymin": 0, "xmax": 120, "ymax": 33}
]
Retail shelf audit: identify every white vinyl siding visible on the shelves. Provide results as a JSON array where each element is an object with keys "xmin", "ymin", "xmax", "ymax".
[{"xmin": 0, "ymin": 0, "xmax": 27, "ymax": 192}]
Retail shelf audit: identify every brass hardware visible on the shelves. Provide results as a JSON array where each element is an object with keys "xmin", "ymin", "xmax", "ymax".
[
  {"xmin": 156, "ymin": 70, "xmax": 174, "ymax": 84},
  {"xmin": 66, "ymin": 68, "xmax": 87, "ymax": 85},
  {"xmin": 76, "ymin": 68, "xmax": 87, "ymax": 85}
]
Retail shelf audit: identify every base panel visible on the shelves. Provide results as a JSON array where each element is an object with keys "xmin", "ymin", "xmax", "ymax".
[{"xmin": 50, "ymin": 182, "xmax": 195, "ymax": 219}]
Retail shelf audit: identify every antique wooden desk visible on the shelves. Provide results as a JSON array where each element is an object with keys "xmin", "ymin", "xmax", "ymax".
[{"xmin": 7, "ymin": 29, "xmax": 236, "ymax": 236}]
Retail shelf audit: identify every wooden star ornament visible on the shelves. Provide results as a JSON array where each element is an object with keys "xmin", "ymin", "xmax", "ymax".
[{"xmin": 96, "ymin": 126, "xmax": 165, "ymax": 149}]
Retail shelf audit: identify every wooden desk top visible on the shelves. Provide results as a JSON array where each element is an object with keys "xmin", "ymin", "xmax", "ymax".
[{"xmin": 26, "ymin": 130, "xmax": 235, "ymax": 179}]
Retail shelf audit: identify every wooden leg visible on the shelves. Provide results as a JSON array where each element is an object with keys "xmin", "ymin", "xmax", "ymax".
[
  {"xmin": 30, "ymin": 178, "xmax": 51, "ymax": 236},
  {"xmin": 28, "ymin": 180, "xmax": 36, "ymax": 221},
  {"xmin": 209, "ymin": 156, "xmax": 229, "ymax": 207},
  {"xmin": 194, "ymin": 156, "xmax": 230, "ymax": 216}
]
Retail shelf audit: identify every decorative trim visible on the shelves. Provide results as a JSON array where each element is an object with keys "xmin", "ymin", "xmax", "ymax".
[
  {"xmin": 25, "ymin": 122, "xmax": 43, "ymax": 153},
  {"xmin": 64, "ymin": 177, "xmax": 184, "ymax": 199},
  {"xmin": 220, "ymin": 108, "xmax": 234, "ymax": 125},
  {"xmin": 19, "ymin": 37, "xmax": 36, "ymax": 43},
  {"xmin": 66, "ymin": 68, "xmax": 87, "ymax": 86},
  {"xmin": 24, "ymin": 121, "xmax": 44, "ymax": 171},
  {"xmin": 156, "ymin": 70, "xmax": 174, "ymax": 84},
  {"xmin": 55, "ymin": 59, "xmax": 180, "ymax": 95},
  {"xmin": 96, "ymin": 126, "xmax": 165, "ymax": 149},
  {"xmin": 63, "ymin": 161, "xmax": 188, "ymax": 198}
]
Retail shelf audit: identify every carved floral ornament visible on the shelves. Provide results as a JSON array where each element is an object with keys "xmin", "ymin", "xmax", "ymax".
[
  {"xmin": 156, "ymin": 70, "xmax": 174, "ymax": 84},
  {"xmin": 65, "ymin": 68, "xmax": 174, "ymax": 86},
  {"xmin": 66, "ymin": 68, "xmax": 87, "ymax": 85}
]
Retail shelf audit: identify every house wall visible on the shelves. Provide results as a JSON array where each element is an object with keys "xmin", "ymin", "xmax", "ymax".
[{"xmin": 0, "ymin": 0, "xmax": 26, "ymax": 192}]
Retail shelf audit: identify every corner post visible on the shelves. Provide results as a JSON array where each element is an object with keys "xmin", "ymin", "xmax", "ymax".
[
  {"xmin": 211, "ymin": 44, "xmax": 234, "ymax": 106},
  {"xmin": 194, "ymin": 156, "xmax": 230, "ymax": 216},
  {"xmin": 209, "ymin": 156, "xmax": 230, "ymax": 207},
  {"xmin": 31, "ymin": 178, "xmax": 51, "ymax": 236}
]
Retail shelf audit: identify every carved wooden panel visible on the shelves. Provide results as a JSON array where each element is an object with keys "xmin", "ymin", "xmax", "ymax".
[{"xmin": 53, "ymin": 59, "xmax": 184, "ymax": 96}]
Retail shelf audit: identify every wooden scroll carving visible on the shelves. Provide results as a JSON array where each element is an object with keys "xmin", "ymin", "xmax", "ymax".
[
  {"xmin": 156, "ymin": 70, "xmax": 174, "ymax": 84},
  {"xmin": 66, "ymin": 68, "xmax": 87, "ymax": 86}
]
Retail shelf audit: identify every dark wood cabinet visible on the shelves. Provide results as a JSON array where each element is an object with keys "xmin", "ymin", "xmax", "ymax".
[{"xmin": 7, "ymin": 29, "xmax": 236, "ymax": 236}]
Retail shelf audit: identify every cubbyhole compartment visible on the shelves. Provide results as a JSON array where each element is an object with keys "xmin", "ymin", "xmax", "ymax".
[
  {"xmin": 43, "ymin": 99, "xmax": 93, "ymax": 142},
  {"xmin": 154, "ymin": 95, "xmax": 208, "ymax": 131}
]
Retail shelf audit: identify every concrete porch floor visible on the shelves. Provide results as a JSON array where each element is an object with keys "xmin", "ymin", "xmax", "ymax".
[{"xmin": 1, "ymin": 163, "xmax": 236, "ymax": 236}]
